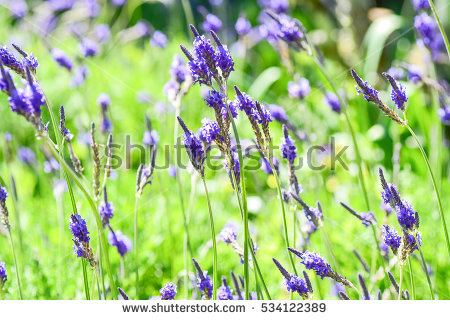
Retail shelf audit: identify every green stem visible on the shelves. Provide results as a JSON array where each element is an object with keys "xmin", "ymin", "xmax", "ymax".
[
  {"xmin": 408, "ymin": 257, "xmax": 415, "ymax": 300},
  {"xmin": 406, "ymin": 125, "xmax": 450, "ymax": 258},
  {"xmin": 398, "ymin": 267, "xmax": 403, "ymax": 300},
  {"xmin": 7, "ymin": 231, "xmax": 22, "ymax": 299},
  {"xmin": 180, "ymin": 0, "xmax": 195, "ymax": 30},
  {"xmin": 416, "ymin": 240, "xmax": 435, "ymax": 299},
  {"xmin": 82, "ymin": 259, "xmax": 90, "ymax": 300},
  {"xmin": 427, "ymin": 0, "xmax": 450, "ymax": 59},
  {"xmin": 320, "ymin": 228, "xmax": 340, "ymax": 275},
  {"xmin": 173, "ymin": 109, "xmax": 194, "ymax": 299},
  {"xmin": 269, "ymin": 159, "xmax": 298, "ymax": 275},
  {"xmin": 312, "ymin": 56, "xmax": 370, "ymax": 212},
  {"xmin": 40, "ymin": 91, "xmax": 117, "ymax": 298},
  {"xmin": 44, "ymin": 137, "xmax": 118, "ymax": 298},
  {"xmin": 201, "ymin": 178, "xmax": 218, "ymax": 300},
  {"xmin": 134, "ymin": 197, "xmax": 139, "ymax": 298}
]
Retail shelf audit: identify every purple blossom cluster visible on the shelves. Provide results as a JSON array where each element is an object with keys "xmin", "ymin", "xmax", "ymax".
[
  {"xmin": 202, "ymin": 14, "xmax": 222, "ymax": 33},
  {"xmin": 218, "ymin": 223, "xmax": 238, "ymax": 244},
  {"xmin": 284, "ymin": 274, "xmax": 309, "ymax": 295},
  {"xmin": 199, "ymin": 118, "xmax": 221, "ymax": 144},
  {"xmin": 288, "ymin": 78, "xmax": 310, "ymax": 99},
  {"xmin": 51, "ymin": 48, "xmax": 73, "ymax": 71},
  {"xmin": 181, "ymin": 25, "xmax": 234, "ymax": 84},
  {"xmin": 108, "ymin": 230, "xmax": 132, "ymax": 257},
  {"xmin": 235, "ymin": 16, "xmax": 252, "ymax": 35},
  {"xmin": 69, "ymin": 213, "xmax": 93, "ymax": 262},
  {"xmin": 382, "ymin": 225, "xmax": 401, "ymax": 253},
  {"xmin": 414, "ymin": 12, "xmax": 445, "ymax": 61},
  {"xmin": 218, "ymin": 277, "xmax": 233, "ymax": 300},
  {"xmin": 280, "ymin": 128, "xmax": 297, "ymax": 163},
  {"xmin": 0, "ymin": 261, "xmax": 6, "ymax": 287},
  {"xmin": 99, "ymin": 200, "xmax": 114, "ymax": 226},
  {"xmin": 300, "ymin": 251, "xmax": 332, "ymax": 279},
  {"xmin": 324, "ymin": 92, "xmax": 341, "ymax": 113},
  {"xmin": 160, "ymin": 282, "xmax": 177, "ymax": 300},
  {"xmin": 150, "ymin": 31, "xmax": 168, "ymax": 48}
]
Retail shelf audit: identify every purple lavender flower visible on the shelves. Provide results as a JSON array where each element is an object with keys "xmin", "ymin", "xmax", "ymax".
[
  {"xmin": 407, "ymin": 65, "xmax": 422, "ymax": 83},
  {"xmin": 202, "ymin": 14, "xmax": 222, "ymax": 32},
  {"xmin": 382, "ymin": 225, "xmax": 401, "ymax": 253},
  {"xmin": 18, "ymin": 147, "xmax": 36, "ymax": 164},
  {"xmin": 0, "ymin": 262, "xmax": 6, "ymax": 287},
  {"xmin": 353, "ymin": 75, "xmax": 380, "ymax": 103},
  {"xmin": 0, "ymin": 47, "xmax": 25, "ymax": 76},
  {"xmin": 70, "ymin": 65, "xmax": 88, "ymax": 88},
  {"xmin": 395, "ymin": 200, "xmax": 418, "ymax": 231},
  {"xmin": 380, "ymin": 201, "xmax": 393, "ymax": 215},
  {"xmin": 99, "ymin": 200, "xmax": 114, "ymax": 226},
  {"xmin": 9, "ymin": 0, "xmax": 28, "ymax": 19},
  {"xmin": 69, "ymin": 214, "xmax": 95, "ymax": 266},
  {"xmin": 108, "ymin": 230, "xmax": 132, "ymax": 257},
  {"xmin": 95, "ymin": 24, "xmax": 111, "ymax": 44},
  {"xmin": 260, "ymin": 157, "xmax": 278, "ymax": 175},
  {"xmin": 215, "ymin": 45, "xmax": 234, "ymax": 79},
  {"xmin": 199, "ymin": 118, "xmax": 221, "ymax": 144},
  {"xmin": 111, "ymin": 0, "xmax": 127, "ymax": 6},
  {"xmin": 406, "ymin": 232, "xmax": 422, "ymax": 252},
  {"xmin": 205, "ymin": 90, "xmax": 237, "ymax": 119},
  {"xmin": 235, "ymin": 16, "xmax": 252, "ymax": 35},
  {"xmin": 49, "ymin": 0, "xmax": 75, "ymax": 11},
  {"xmin": 218, "ymin": 223, "xmax": 238, "ymax": 244},
  {"xmin": 196, "ymin": 271, "xmax": 213, "ymax": 299},
  {"xmin": 170, "ymin": 55, "xmax": 188, "ymax": 84},
  {"xmin": 187, "ymin": 56, "xmax": 211, "ymax": 86},
  {"xmin": 143, "ymin": 130, "xmax": 159, "ymax": 147},
  {"xmin": 218, "ymin": 276, "xmax": 233, "ymax": 300},
  {"xmin": 288, "ymin": 78, "xmax": 310, "ymax": 99},
  {"xmin": 284, "ymin": 274, "xmax": 309, "ymax": 295},
  {"xmin": 232, "ymin": 90, "xmax": 255, "ymax": 116},
  {"xmin": 79, "ymin": 38, "xmax": 99, "ymax": 58},
  {"xmin": 96, "ymin": 93, "xmax": 110, "ymax": 109},
  {"xmin": 280, "ymin": 128, "xmax": 297, "ymax": 163},
  {"xmin": 438, "ymin": 106, "xmax": 450, "ymax": 125},
  {"xmin": 51, "ymin": 49, "xmax": 73, "ymax": 71},
  {"xmin": 300, "ymin": 251, "xmax": 333, "ymax": 279},
  {"xmin": 44, "ymin": 158, "xmax": 60, "ymax": 173},
  {"xmin": 0, "ymin": 186, "xmax": 8, "ymax": 202},
  {"xmin": 360, "ymin": 212, "xmax": 374, "ymax": 227},
  {"xmin": 381, "ymin": 183, "xmax": 397, "ymax": 205},
  {"xmin": 223, "ymin": 151, "xmax": 240, "ymax": 187},
  {"xmin": 383, "ymin": 72, "xmax": 408, "ymax": 111},
  {"xmin": 150, "ymin": 31, "xmax": 168, "ymax": 48},
  {"xmin": 414, "ymin": 13, "xmax": 436, "ymax": 47},
  {"xmin": 160, "ymin": 282, "xmax": 177, "ymax": 300},
  {"xmin": 268, "ymin": 104, "xmax": 288, "ymax": 122},
  {"xmin": 85, "ymin": 0, "xmax": 100, "ymax": 18},
  {"xmin": 278, "ymin": 16, "xmax": 302, "ymax": 43},
  {"xmin": 324, "ymin": 92, "xmax": 341, "ymax": 113},
  {"xmin": 413, "ymin": 0, "xmax": 430, "ymax": 11},
  {"xmin": 177, "ymin": 116, "xmax": 205, "ymax": 174},
  {"xmin": 387, "ymin": 67, "xmax": 405, "ymax": 80},
  {"xmin": 168, "ymin": 165, "xmax": 177, "ymax": 178},
  {"xmin": 101, "ymin": 119, "xmax": 112, "ymax": 132}
]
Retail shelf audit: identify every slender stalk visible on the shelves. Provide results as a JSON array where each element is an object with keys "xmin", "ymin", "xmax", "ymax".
[
  {"xmin": 40, "ymin": 92, "xmax": 116, "ymax": 298},
  {"xmin": 82, "ymin": 259, "xmax": 90, "ymax": 300},
  {"xmin": 269, "ymin": 159, "xmax": 298, "ymax": 275},
  {"xmin": 134, "ymin": 197, "xmax": 139, "ymax": 298},
  {"xmin": 44, "ymin": 137, "xmax": 118, "ymax": 298},
  {"xmin": 221, "ymin": 88, "xmax": 250, "ymax": 300},
  {"xmin": 311, "ymin": 56, "xmax": 370, "ymax": 212},
  {"xmin": 96, "ymin": 233, "xmax": 106, "ymax": 298},
  {"xmin": 398, "ymin": 267, "xmax": 403, "ymax": 300},
  {"xmin": 7, "ymin": 232, "xmax": 22, "ymax": 299},
  {"xmin": 201, "ymin": 178, "xmax": 218, "ymax": 300},
  {"xmin": 416, "ymin": 243, "xmax": 435, "ymax": 300},
  {"xmin": 320, "ymin": 228, "xmax": 340, "ymax": 274},
  {"xmin": 180, "ymin": 0, "xmax": 195, "ymax": 29},
  {"xmin": 427, "ymin": 0, "xmax": 450, "ymax": 59},
  {"xmin": 408, "ymin": 257, "xmax": 415, "ymax": 300},
  {"xmin": 406, "ymin": 125, "xmax": 450, "ymax": 258},
  {"xmin": 173, "ymin": 109, "xmax": 193, "ymax": 298}
]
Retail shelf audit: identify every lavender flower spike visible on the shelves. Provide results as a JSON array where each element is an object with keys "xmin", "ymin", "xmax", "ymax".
[
  {"xmin": 351, "ymin": 69, "xmax": 405, "ymax": 125},
  {"xmin": 192, "ymin": 258, "xmax": 213, "ymax": 300},
  {"xmin": 99, "ymin": 187, "xmax": 114, "ymax": 227},
  {"xmin": 0, "ymin": 185, "xmax": 10, "ymax": 229},
  {"xmin": 0, "ymin": 261, "xmax": 6, "ymax": 288},
  {"xmin": 177, "ymin": 116, "xmax": 205, "ymax": 176},
  {"xmin": 118, "ymin": 287, "xmax": 130, "ymax": 300},
  {"xmin": 382, "ymin": 225, "xmax": 401, "ymax": 255},
  {"xmin": 160, "ymin": 282, "xmax": 177, "ymax": 300},
  {"xmin": 382, "ymin": 72, "xmax": 407, "ymax": 111},
  {"xmin": 69, "ymin": 213, "xmax": 96, "ymax": 268},
  {"xmin": 280, "ymin": 125, "xmax": 297, "ymax": 163},
  {"xmin": 218, "ymin": 276, "xmax": 233, "ymax": 300},
  {"xmin": 289, "ymin": 248, "xmax": 353, "ymax": 287},
  {"xmin": 273, "ymin": 258, "xmax": 310, "ymax": 298}
]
